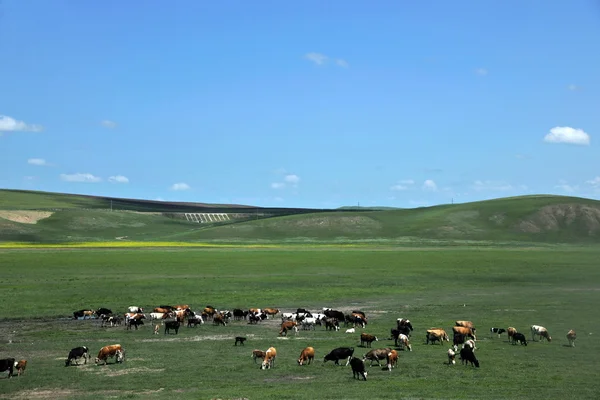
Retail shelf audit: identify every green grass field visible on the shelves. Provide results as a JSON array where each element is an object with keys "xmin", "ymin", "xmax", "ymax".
[{"xmin": 1, "ymin": 247, "xmax": 599, "ymax": 399}]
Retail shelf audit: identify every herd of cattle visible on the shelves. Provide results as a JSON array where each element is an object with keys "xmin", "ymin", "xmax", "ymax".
[{"xmin": 0, "ymin": 304, "xmax": 578, "ymax": 380}]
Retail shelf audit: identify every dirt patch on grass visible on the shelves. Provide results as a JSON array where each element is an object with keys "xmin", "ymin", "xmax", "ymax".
[
  {"xmin": 90, "ymin": 366, "xmax": 165, "ymax": 376},
  {"xmin": 0, "ymin": 211, "xmax": 53, "ymax": 224},
  {"xmin": 2, "ymin": 389, "xmax": 77, "ymax": 399},
  {"xmin": 264, "ymin": 375, "xmax": 315, "ymax": 383},
  {"xmin": 517, "ymin": 204, "xmax": 600, "ymax": 234}
]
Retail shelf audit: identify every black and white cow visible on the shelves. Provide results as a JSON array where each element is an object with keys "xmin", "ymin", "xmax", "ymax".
[
  {"xmin": 323, "ymin": 347, "xmax": 354, "ymax": 366},
  {"xmin": 65, "ymin": 346, "xmax": 89, "ymax": 366},
  {"xmin": 0, "ymin": 358, "xmax": 15, "ymax": 378},
  {"xmin": 490, "ymin": 327, "xmax": 506, "ymax": 338},
  {"xmin": 350, "ymin": 357, "xmax": 368, "ymax": 380}
]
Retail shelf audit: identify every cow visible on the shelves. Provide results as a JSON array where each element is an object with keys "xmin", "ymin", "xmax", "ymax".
[
  {"xmin": 164, "ymin": 321, "xmax": 180, "ymax": 335},
  {"xmin": 279, "ymin": 321, "xmax": 298, "ymax": 336},
  {"xmin": 352, "ymin": 310, "xmax": 367, "ymax": 319},
  {"xmin": 507, "ymin": 327, "xmax": 517, "ymax": 343},
  {"xmin": 95, "ymin": 344, "xmax": 124, "ymax": 365},
  {"xmin": 459, "ymin": 346, "xmax": 479, "ymax": 367},
  {"xmin": 447, "ymin": 348, "xmax": 456, "ymax": 365},
  {"xmin": 154, "ymin": 324, "xmax": 160, "ymax": 335},
  {"xmin": 261, "ymin": 347, "xmax": 277, "ymax": 370},
  {"xmin": 234, "ymin": 337, "xmax": 247, "ymax": 346},
  {"xmin": 153, "ymin": 307, "xmax": 171, "ymax": 314},
  {"xmin": 455, "ymin": 320, "xmax": 475, "ymax": 330},
  {"xmin": 463, "ymin": 339, "xmax": 477, "ymax": 351},
  {"xmin": 360, "ymin": 333, "xmax": 378, "ymax": 348},
  {"xmin": 126, "ymin": 318, "xmax": 144, "ymax": 330},
  {"xmin": 397, "ymin": 318, "xmax": 414, "ymax": 334},
  {"xmin": 73, "ymin": 309, "xmax": 94, "ymax": 319},
  {"xmin": 453, "ymin": 332, "xmax": 475, "ymax": 347},
  {"xmin": 297, "ymin": 346, "xmax": 315, "ymax": 366},
  {"xmin": 426, "ymin": 328, "xmax": 450, "ymax": 344},
  {"xmin": 386, "ymin": 349, "xmax": 398, "ymax": 371},
  {"xmin": 324, "ymin": 317, "xmax": 340, "ymax": 332},
  {"xmin": 567, "ymin": 330, "xmax": 577, "ymax": 347},
  {"xmin": 128, "ymin": 306, "xmax": 143, "ymax": 313},
  {"xmin": 324, "ymin": 309, "xmax": 344, "ymax": 322},
  {"xmin": 350, "ymin": 357, "xmax": 368, "ymax": 380},
  {"xmin": 490, "ymin": 327, "xmax": 506, "ymax": 338},
  {"xmin": 65, "ymin": 346, "xmax": 89, "ymax": 366},
  {"xmin": 0, "ymin": 358, "xmax": 15, "ymax": 378},
  {"xmin": 363, "ymin": 348, "xmax": 392, "ymax": 367},
  {"xmin": 512, "ymin": 332, "xmax": 528, "ymax": 346},
  {"xmin": 346, "ymin": 328, "xmax": 356, "ymax": 334},
  {"xmin": 323, "ymin": 347, "xmax": 354, "ymax": 366},
  {"xmin": 252, "ymin": 349, "xmax": 266, "ymax": 364},
  {"xmin": 95, "ymin": 308, "xmax": 112, "ymax": 317},
  {"xmin": 12, "ymin": 359, "xmax": 26, "ymax": 377},
  {"xmin": 203, "ymin": 306, "xmax": 217, "ymax": 318},
  {"xmin": 173, "ymin": 304, "xmax": 190, "ymax": 311},
  {"xmin": 531, "ymin": 325, "xmax": 552, "ymax": 342},
  {"xmin": 213, "ymin": 314, "xmax": 227, "ymax": 326},
  {"xmin": 158, "ymin": 305, "xmax": 174, "ymax": 311},
  {"xmin": 396, "ymin": 333, "xmax": 412, "ymax": 351},
  {"xmin": 453, "ymin": 326, "xmax": 477, "ymax": 341},
  {"xmin": 233, "ymin": 309, "xmax": 248, "ymax": 321},
  {"xmin": 187, "ymin": 315, "xmax": 204, "ymax": 327},
  {"xmin": 301, "ymin": 317, "xmax": 319, "ymax": 331},
  {"xmin": 352, "ymin": 314, "xmax": 368, "ymax": 328},
  {"xmin": 264, "ymin": 308, "xmax": 279, "ymax": 318}
]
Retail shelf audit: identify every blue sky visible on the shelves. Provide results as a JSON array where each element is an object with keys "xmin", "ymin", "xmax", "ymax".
[{"xmin": 1, "ymin": 0, "xmax": 599, "ymax": 208}]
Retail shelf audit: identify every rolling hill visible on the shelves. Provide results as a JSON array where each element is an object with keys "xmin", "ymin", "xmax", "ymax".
[{"xmin": 1, "ymin": 189, "xmax": 599, "ymax": 244}]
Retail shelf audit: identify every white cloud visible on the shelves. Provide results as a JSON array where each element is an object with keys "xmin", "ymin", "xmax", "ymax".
[
  {"xmin": 472, "ymin": 180, "xmax": 514, "ymax": 191},
  {"xmin": 544, "ymin": 126, "xmax": 590, "ymax": 145},
  {"xmin": 390, "ymin": 184, "xmax": 409, "ymax": 191},
  {"xmin": 336, "ymin": 59, "xmax": 349, "ymax": 68},
  {"xmin": 170, "ymin": 182, "xmax": 190, "ymax": 191},
  {"xmin": 390, "ymin": 179, "xmax": 414, "ymax": 191},
  {"xmin": 0, "ymin": 115, "xmax": 43, "ymax": 132},
  {"xmin": 60, "ymin": 173, "xmax": 102, "ymax": 183},
  {"xmin": 154, "ymin": 197, "xmax": 165, "ymax": 201},
  {"xmin": 284, "ymin": 174, "xmax": 300, "ymax": 184},
  {"xmin": 305, "ymin": 52, "xmax": 328, "ymax": 65},
  {"xmin": 108, "ymin": 175, "xmax": 129, "ymax": 184},
  {"xmin": 422, "ymin": 179, "xmax": 437, "ymax": 191},
  {"xmin": 555, "ymin": 180, "xmax": 578, "ymax": 193},
  {"xmin": 475, "ymin": 68, "xmax": 488, "ymax": 76},
  {"xmin": 271, "ymin": 182, "xmax": 285, "ymax": 189},
  {"xmin": 586, "ymin": 177, "xmax": 600, "ymax": 191},
  {"xmin": 101, "ymin": 120, "xmax": 117, "ymax": 129},
  {"xmin": 567, "ymin": 84, "xmax": 580, "ymax": 91},
  {"xmin": 27, "ymin": 158, "xmax": 49, "ymax": 166}
]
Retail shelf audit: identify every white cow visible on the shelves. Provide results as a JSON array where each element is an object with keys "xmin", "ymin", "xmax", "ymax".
[
  {"xmin": 128, "ymin": 306, "xmax": 143, "ymax": 313},
  {"xmin": 531, "ymin": 325, "xmax": 552, "ymax": 342}
]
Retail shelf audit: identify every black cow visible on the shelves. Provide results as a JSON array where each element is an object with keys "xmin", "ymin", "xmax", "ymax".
[
  {"xmin": 324, "ymin": 347, "xmax": 354, "ymax": 366},
  {"xmin": 234, "ymin": 336, "xmax": 247, "ymax": 346},
  {"xmin": 187, "ymin": 316, "xmax": 203, "ymax": 327},
  {"xmin": 453, "ymin": 332, "xmax": 475, "ymax": 346},
  {"xmin": 65, "ymin": 346, "xmax": 89, "ymax": 367},
  {"xmin": 296, "ymin": 308, "xmax": 312, "ymax": 317},
  {"xmin": 0, "ymin": 358, "xmax": 15, "ymax": 378},
  {"xmin": 165, "ymin": 320, "xmax": 180, "ymax": 335},
  {"xmin": 324, "ymin": 317, "xmax": 340, "ymax": 331},
  {"xmin": 233, "ymin": 309, "xmax": 248, "ymax": 320},
  {"xmin": 127, "ymin": 318, "xmax": 144, "ymax": 330},
  {"xmin": 325, "ymin": 310, "xmax": 345, "ymax": 321},
  {"xmin": 512, "ymin": 332, "xmax": 528, "ymax": 346},
  {"xmin": 397, "ymin": 318, "xmax": 414, "ymax": 332},
  {"xmin": 95, "ymin": 308, "xmax": 112, "ymax": 316},
  {"xmin": 349, "ymin": 357, "xmax": 368, "ymax": 380},
  {"xmin": 159, "ymin": 305, "xmax": 174, "ymax": 311},
  {"xmin": 460, "ymin": 346, "xmax": 480, "ymax": 367},
  {"xmin": 73, "ymin": 309, "xmax": 93, "ymax": 319}
]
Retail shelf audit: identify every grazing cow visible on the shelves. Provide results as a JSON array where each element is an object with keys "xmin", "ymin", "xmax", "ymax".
[
  {"xmin": 512, "ymin": 332, "xmax": 528, "ymax": 346},
  {"xmin": 263, "ymin": 308, "xmax": 279, "ymax": 318},
  {"xmin": 65, "ymin": 346, "xmax": 89, "ymax": 367},
  {"xmin": 360, "ymin": 333, "xmax": 378, "ymax": 348},
  {"xmin": 235, "ymin": 337, "xmax": 247, "ymax": 346},
  {"xmin": 126, "ymin": 318, "xmax": 144, "ymax": 330},
  {"xmin": 567, "ymin": 330, "xmax": 577, "ymax": 347},
  {"xmin": 128, "ymin": 306, "xmax": 143, "ymax": 313},
  {"xmin": 297, "ymin": 346, "xmax": 315, "ymax": 365},
  {"xmin": 279, "ymin": 321, "xmax": 299, "ymax": 336},
  {"xmin": 15, "ymin": 360, "xmax": 26, "ymax": 376},
  {"xmin": 95, "ymin": 344, "xmax": 124, "ymax": 365},
  {"xmin": 352, "ymin": 314, "xmax": 368, "ymax": 328},
  {"xmin": 426, "ymin": 328, "xmax": 450, "ymax": 344},
  {"xmin": 323, "ymin": 347, "xmax": 354, "ymax": 366},
  {"xmin": 490, "ymin": 327, "xmax": 506, "ymax": 338},
  {"xmin": 203, "ymin": 306, "xmax": 217, "ymax": 318},
  {"xmin": 346, "ymin": 328, "xmax": 356, "ymax": 334},
  {"xmin": 531, "ymin": 325, "xmax": 552, "ymax": 342},
  {"xmin": 324, "ymin": 317, "xmax": 340, "ymax": 331},
  {"xmin": 213, "ymin": 314, "xmax": 227, "ymax": 326},
  {"xmin": 164, "ymin": 321, "xmax": 180, "ymax": 335},
  {"xmin": 397, "ymin": 318, "xmax": 414, "ymax": 334},
  {"xmin": 460, "ymin": 346, "xmax": 480, "ymax": 367},
  {"xmin": 455, "ymin": 320, "xmax": 475, "ymax": 330},
  {"xmin": 453, "ymin": 326, "xmax": 477, "ymax": 341},
  {"xmin": 324, "ymin": 309, "xmax": 345, "ymax": 322},
  {"xmin": 363, "ymin": 348, "xmax": 392, "ymax": 367},
  {"xmin": 352, "ymin": 310, "xmax": 367, "ymax": 319},
  {"xmin": 187, "ymin": 315, "xmax": 204, "ymax": 327},
  {"xmin": 95, "ymin": 308, "xmax": 112, "ymax": 317},
  {"xmin": 0, "ymin": 358, "xmax": 15, "ymax": 378},
  {"xmin": 396, "ymin": 333, "xmax": 412, "ymax": 351},
  {"xmin": 453, "ymin": 332, "xmax": 476, "ymax": 347},
  {"xmin": 73, "ymin": 309, "xmax": 94, "ymax": 319},
  {"xmin": 252, "ymin": 349, "xmax": 266, "ymax": 364},
  {"xmin": 301, "ymin": 317, "xmax": 318, "ymax": 331},
  {"xmin": 463, "ymin": 339, "xmax": 477, "ymax": 351},
  {"xmin": 350, "ymin": 357, "xmax": 368, "ymax": 380},
  {"xmin": 153, "ymin": 307, "xmax": 171, "ymax": 314},
  {"xmin": 386, "ymin": 349, "xmax": 398, "ymax": 371},
  {"xmin": 507, "ymin": 327, "xmax": 517, "ymax": 342},
  {"xmin": 173, "ymin": 304, "xmax": 189, "ymax": 311},
  {"xmin": 261, "ymin": 347, "xmax": 277, "ymax": 370},
  {"xmin": 447, "ymin": 348, "xmax": 456, "ymax": 365}
]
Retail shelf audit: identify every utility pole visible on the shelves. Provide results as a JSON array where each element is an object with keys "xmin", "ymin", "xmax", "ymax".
[{"xmin": 110, "ymin": 200, "xmax": 113, "ymax": 211}]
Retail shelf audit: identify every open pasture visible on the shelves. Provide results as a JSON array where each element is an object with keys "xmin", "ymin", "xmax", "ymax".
[{"xmin": 1, "ymin": 247, "xmax": 599, "ymax": 399}]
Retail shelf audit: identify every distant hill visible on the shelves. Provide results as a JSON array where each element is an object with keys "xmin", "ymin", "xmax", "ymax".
[
  {"xmin": 1, "ymin": 190, "xmax": 599, "ymax": 244},
  {"xmin": 337, "ymin": 206, "xmax": 402, "ymax": 210}
]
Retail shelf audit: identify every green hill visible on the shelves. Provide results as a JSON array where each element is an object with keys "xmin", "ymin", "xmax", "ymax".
[{"xmin": 1, "ymin": 190, "xmax": 599, "ymax": 244}]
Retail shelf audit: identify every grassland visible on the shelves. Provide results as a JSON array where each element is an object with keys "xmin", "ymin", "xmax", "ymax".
[{"xmin": 1, "ymin": 246, "xmax": 599, "ymax": 399}]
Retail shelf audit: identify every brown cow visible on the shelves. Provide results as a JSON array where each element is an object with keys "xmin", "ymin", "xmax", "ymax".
[
  {"xmin": 360, "ymin": 333, "xmax": 378, "ymax": 348},
  {"xmin": 213, "ymin": 314, "xmax": 227, "ymax": 326},
  {"xmin": 567, "ymin": 329, "xmax": 577, "ymax": 347},
  {"xmin": 426, "ymin": 328, "xmax": 449, "ymax": 344},
  {"xmin": 279, "ymin": 321, "xmax": 298, "ymax": 336},
  {"xmin": 252, "ymin": 349, "xmax": 266, "ymax": 364},
  {"xmin": 297, "ymin": 346, "xmax": 315, "ymax": 365},
  {"xmin": 95, "ymin": 344, "xmax": 124, "ymax": 365},
  {"xmin": 455, "ymin": 320, "xmax": 475, "ymax": 330},
  {"xmin": 15, "ymin": 360, "xmax": 27, "ymax": 376},
  {"xmin": 173, "ymin": 304, "xmax": 189, "ymax": 310},
  {"xmin": 363, "ymin": 348, "xmax": 392, "ymax": 367},
  {"xmin": 386, "ymin": 349, "xmax": 398, "ymax": 371},
  {"xmin": 507, "ymin": 327, "xmax": 517, "ymax": 343},
  {"xmin": 453, "ymin": 326, "xmax": 477, "ymax": 341},
  {"xmin": 153, "ymin": 307, "xmax": 171, "ymax": 314},
  {"xmin": 263, "ymin": 308, "xmax": 279, "ymax": 318},
  {"xmin": 261, "ymin": 347, "xmax": 277, "ymax": 370}
]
